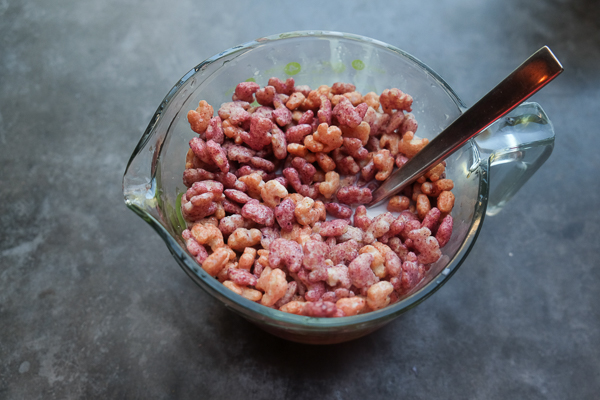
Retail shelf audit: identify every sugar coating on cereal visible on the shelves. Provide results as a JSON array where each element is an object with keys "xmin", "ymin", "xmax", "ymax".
[{"xmin": 180, "ymin": 79, "xmax": 456, "ymax": 317}]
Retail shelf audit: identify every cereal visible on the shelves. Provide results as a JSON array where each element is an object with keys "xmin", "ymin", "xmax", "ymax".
[{"xmin": 181, "ymin": 78, "xmax": 456, "ymax": 317}]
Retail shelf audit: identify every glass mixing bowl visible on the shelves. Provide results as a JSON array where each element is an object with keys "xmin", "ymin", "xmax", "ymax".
[{"xmin": 123, "ymin": 31, "xmax": 555, "ymax": 344}]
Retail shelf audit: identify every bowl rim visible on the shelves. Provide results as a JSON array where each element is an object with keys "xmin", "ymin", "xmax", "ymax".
[{"xmin": 124, "ymin": 30, "xmax": 487, "ymax": 331}]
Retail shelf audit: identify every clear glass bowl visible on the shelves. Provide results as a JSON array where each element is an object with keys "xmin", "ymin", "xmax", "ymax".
[{"xmin": 123, "ymin": 31, "xmax": 555, "ymax": 344}]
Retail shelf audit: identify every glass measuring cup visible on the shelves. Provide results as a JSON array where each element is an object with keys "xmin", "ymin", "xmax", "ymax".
[{"xmin": 123, "ymin": 31, "xmax": 555, "ymax": 344}]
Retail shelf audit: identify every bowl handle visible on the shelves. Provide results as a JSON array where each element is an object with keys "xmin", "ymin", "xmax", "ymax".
[{"xmin": 474, "ymin": 102, "xmax": 555, "ymax": 216}]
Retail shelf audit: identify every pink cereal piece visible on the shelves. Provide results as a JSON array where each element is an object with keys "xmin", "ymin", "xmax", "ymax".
[
  {"xmin": 385, "ymin": 251, "xmax": 402, "ymax": 277},
  {"xmin": 234, "ymin": 81, "xmax": 260, "ymax": 103},
  {"xmin": 252, "ymin": 106, "xmax": 275, "ymax": 121},
  {"xmin": 273, "ymin": 106, "xmax": 293, "ymax": 126},
  {"xmin": 304, "ymin": 281, "xmax": 326, "ymax": 302},
  {"xmin": 224, "ymin": 189, "xmax": 252, "ymax": 204},
  {"xmin": 268, "ymin": 77, "xmax": 295, "ymax": 95},
  {"xmin": 435, "ymin": 214, "xmax": 453, "ymax": 248},
  {"xmin": 355, "ymin": 102, "xmax": 368, "ymax": 119},
  {"xmin": 189, "ymin": 137, "xmax": 213, "ymax": 164},
  {"xmin": 421, "ymin": 207, "xmax": 441, "ymax": 232},
  {"xmin": 269, "ymin": 238, "xmax": 304, "ymax": 272},
  {"xmin": 183, "ymin": 168, "xmax": 215, "ymax": 187},
  {"xmin": 256, "ymin": 85, "xmax": 276, "ymax": 106},
  {"xmin": 241, "ymin": 115, "xmax": 273, "ymax": 151},
  {"xmin": 326, "ymin": 265, "xmax": 352, "ymax": 289},
  {"xmin": 220, "ymin": 102, "xmax": 251, "ymax": 125},
  {"xmin": 388, "ymin": 237, "xmax": 409, "ymax": 261},
  {"xmin": 384, "ymin": 110, "xmax": 405, "ymax": 134},
  {"xmin": 396, "ymin": 154, "xmax": 409, "ymax": 168},
  {"xmin": 325, "ymin": 203, "xmax": 352, "ymax": 219},
  {"xmin": 222, "ymin": 199, "xmax": 242, "ymax": 214},
  {"xmin": 348, "ymin": 253, "xmax": 379, "ymax": 288},
  {"xmin": 260, "ymin": 226, "xmax": 281, "ymax": 249},
  {"xmin": 290, "ymin": 157, "xmax": 316, "ymax": 185},
  {"xmin": 319, "ymin": 219, "xmax": 349, "ymax": 237},
  {"xmin": 333, "ymin": 97, "xmax": 361, "ymax": 128},
  {"xmin": 343, "ymin": 137, "xmax": 369, "ymax": 160},
  {"xmin": 304, "ymin": 300, "xmax": 337, "ymax": 317},
  {"xmin": 407, "ymin": 227, "xmax": 442, "ymax": 264},
  {"xmin": 182, "ymin": 229, "xmax": 209, "ymax": 264},
  {"xmin": 228, "ymin": 267, "xmax": 258, "ymax": 287},
  {"xmin": 227, "ymin": 144, "xmax": 255, "ymax": 163},
  {"xmin": 275, "ymin": 198, "xmax": 295, "ymax": 232},
  {"xmin": 182, "ymin": 193, "xmax": 216, "ymax": 220},
  {"xmin": 353, "ymin": 205, "xmax": 371, "ymax": 230},
  {"xmin": 206, "ymin": 140, "xmax": 229, "ymax": 173},
  {"xmin": 205, "ymin": 116, "xmax": 224, "ymax": 144},
  {"xmin": 400, "ymin": 113, "xmax": 418, "ymax": 134},
  {"xmin": 285, "ymin": 124, "xmax": 313, "ymax": 144},
  {"xmin": 297, "ymin": 110, "xmax": 314, "ymax": 125},
  {"xmin": 218, "ymin": 214, "xmax": 245, "ymax": 235},
  {"xmin": 400, "ymin": 252, "xmax": 420, "ymax": 293},
  {"xmin": 249, "ymin": 156, "xmax": 275, "ymax": 173},
  {"xmin": 186, "ymin": 180, "xmax": 224, "ymax": 199},
  {"xmin": 317, "ymin": 95, "xmax": 332, "ymax": 125},
  {"xmin": 329, "ymin": 239, "xmax": 359, "ymax": 265},
  {"xmin": 331, "ymin": 82, "xmax": 356, "ymax": 94},
  {"xmin": 241, "ymin": 199, "xmax": 275, "ymax": 226},
  {"xmin": 271, "ymin": 126, "xmax": 288, "ymax": 160},
  {"xmin": 294, "ymin": 85, "xmax": 311, "ymax": 97},
  {"xmin": 336, "ymin": 185, "xmax": 372, "ymax": 205},
  {"xmin": 213, "ymin": 171, "xmax": 238, "ymax": 190}
]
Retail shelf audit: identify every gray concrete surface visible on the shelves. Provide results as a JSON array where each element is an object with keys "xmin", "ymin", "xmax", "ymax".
[{"xmin": 1, "ymin": 0, "xmax": 599, "ymax": 398}]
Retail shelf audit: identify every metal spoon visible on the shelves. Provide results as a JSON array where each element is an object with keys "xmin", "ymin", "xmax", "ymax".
[{"xmin": 368, "ymin": 46, "xmax": 563, "ymax": 207}]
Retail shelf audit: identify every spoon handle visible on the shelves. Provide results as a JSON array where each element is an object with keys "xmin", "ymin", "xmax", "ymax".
[{"xmin": 369, "ymin": 46, "xmax": 563, "ymax": 207}]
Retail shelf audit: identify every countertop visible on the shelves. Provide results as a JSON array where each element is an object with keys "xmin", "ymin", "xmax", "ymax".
[{"xmin": 1, "ymin": 1, "xmax": 599, "ymax": 398}]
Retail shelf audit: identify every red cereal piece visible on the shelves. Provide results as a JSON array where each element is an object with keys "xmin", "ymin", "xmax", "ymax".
[
  {"xmin": 234, "ymin": 81, "xmax": 260, "ymax": 103},
  {"xmin": 273, "ymin": 106, "xmax": 293, "ymax": 126},
  {"xmin": 205, "ymin": 116, "xmax": 224, "ymax": 144},
  {"xmin": 355, "ymin": 102, "xmax": 368, "ymax": 119},
  {"xmin": 224, "ymin": 189, "xmax": 252, "ymax": 204},
  {"xmin": 227, "ymin": 144, "xmax": 255, "ymax": 163},
  {"xmin": 268, "ymin": 77, "xmax": 295, "ymax": 95},
  {"xmin": 252, "ymin": 106, "xmax": 275, "ymax": 121},
  {"xmin": 285, "ymin": 124, "xmax": 313, "ymax": 144},
  {"xmin": 325, "ymin": 203, "xmax": 352, "ymax": 219},
  {"xmin": 343, "ymin": 137, "xmax": 369, "ymax": 160},
  {"xmin": 241, "ymin": 115, "xmax": 273, "ymax": 151},
  {"xmin": 186, "ymin": 180, "xmax": 224, "ymax": 199},
  {"xmin": 380, "ymin": 88, "xmax": 413, "ymax": 114},
  {"xmin": 364, "ymin": 212, "xmax": 395, "ymax": 243},
  {"xmin": 270, "ymin": 126, "xmax": 288, "ymax": 160},
  {"xmin": 189, "ymin": 137, "xmax": 213, "ymax": 164},
  {"xmin": 396, "ymin": 154, "xmax": 409, "ymax": 168},
  {"xmin": 249, "ymin": 156, "xmax": 275, "ymax": 173},
  {"xmin": 297, "ymin": 110, "xmax": 314, "ymax": 125},
  {"xmin": 222, "ymin": 199, "xmax": 242, "ymax": 215},
  {"xmin": 275, "ymin": 198, "xmax": 295, "ymax": 232},
  {"xmin": 228, "ymin": 267, "xmax": 258, "ymax": 287},
  {"xmin": 256, "ymin": 85, "xmax": 276, "ymax": 106},
  {"xmin": 317, "ymin": 95, "xmax": 332, "ymax": 125},
  {"xmin": 333, "ymin": 97, "xmax": 362, "ymax": 128},
  {"xmin": 385, "ymin": 251, "xmax": 402, "ymax": 277},
  {"xmin": 241, "ymin": 199, "xmax": 275, "ymax": 226},
  {"xmin": 260, "ymin": 226, "xmax": 281, "ymax": 249},
  {"xmin": 206, "ymin": 140, "xmax": 229, "ymax": 173},
  {"xmin": 182, "ymin": 192, "xmax": 217, "ymax": 221},
  {"xmin": 384, "ymin": 110, "xmax": 405, "ymax": 134},
  {"xmin": 331, "ymin": 82, "xmax": 356, "ymax": 94},
  {"xmin": 435, "ymin": 214, "xmax": 453, "ymax": 248},
  {"xmin": 399, "ymin": 252, "xmax": 420, "ymax": 293},
  {"xmin": 329, "ymin": 239, "xmax": 359, "ymax": 265},
  {"xmin": 282, "ymin": 167, "xmax": 319, "ymax": 199},
  {"xmin": 363, "ymin": 107, "xmax": 390, "ymax": 136},
  {"xmin": 421, "ymin": 207, "xmax": 441, "ymax": 232},
  {"xmin": 183, "ymin": 168, "xmax": 215, "ymax": 187},
  {"xmin": 348, "ymin": 253, "xmax": 379, "ymax": 288},
  {"xmin": 304, "ymin": 300, "xmax": 337, "ymax": 317},
  {"xmin": 269, "ymin": 238, "xmax": 304, "ymax": 272},
  {"xmin": 353, "ymin": 205, "xmax": 371, "ymax": 231},
  {"xmin": 319, "ymin": 219, "xmax": 349, "ymax": 237},
  {"xmin": 290, "ymin": 157, "xmax": 316, "ymax": 185}
]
